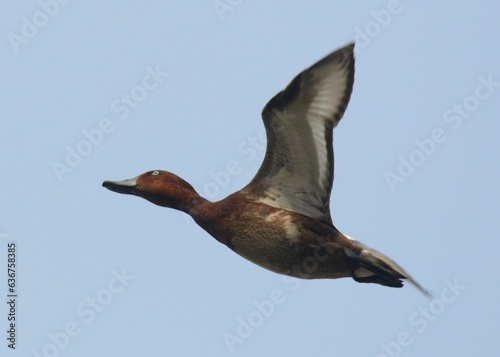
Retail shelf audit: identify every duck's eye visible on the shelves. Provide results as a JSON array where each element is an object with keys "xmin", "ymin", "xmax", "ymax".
[{"xmin": 151, "ymin": 171, "xmax": 159, "ymax": 176}]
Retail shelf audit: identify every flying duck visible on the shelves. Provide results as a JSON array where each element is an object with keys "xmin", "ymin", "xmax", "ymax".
[{"xmin": 103, "ymin": 43, "xmax": 429, "ymax": 295}]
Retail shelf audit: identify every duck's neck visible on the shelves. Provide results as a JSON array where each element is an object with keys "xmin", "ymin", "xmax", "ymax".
[
  {"xmin": 178, "ymin": 195, "xmax": 209, "ymax": 214},
  {"xmin": 143, "ymin": 177, "xmax": 208, "ymax": 214}
]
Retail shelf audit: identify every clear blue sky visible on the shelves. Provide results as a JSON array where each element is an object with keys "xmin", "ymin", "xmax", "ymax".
[{"xmin": 2, "ymin": 1, "xmax": 499, "ymax": 356}]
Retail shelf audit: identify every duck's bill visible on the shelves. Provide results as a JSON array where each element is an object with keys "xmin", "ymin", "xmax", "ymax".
[{"xmin": 102, "ymin": 177, "xmax": 138, "ymax": 195}]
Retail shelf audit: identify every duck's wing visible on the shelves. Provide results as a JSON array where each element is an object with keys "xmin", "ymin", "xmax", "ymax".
[{"xmin": 243, "ymin": 43, "xmax": 355, "ymax": 226}]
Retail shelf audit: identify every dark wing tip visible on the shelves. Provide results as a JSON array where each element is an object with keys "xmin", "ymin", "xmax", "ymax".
[{"xmin": 262, "ymin": 42, "xmax": 356, "ymax": 121}]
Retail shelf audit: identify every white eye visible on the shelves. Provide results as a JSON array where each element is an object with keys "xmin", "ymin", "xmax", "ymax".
[{"xmin": 151, "ymin": 171, "xmax": 159, "ymax": 176}]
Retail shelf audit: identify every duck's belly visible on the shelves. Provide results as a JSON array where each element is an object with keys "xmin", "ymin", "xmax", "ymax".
[{"xmin": 226, "ymin": 211, "xmax": 352, "ymax": 279}]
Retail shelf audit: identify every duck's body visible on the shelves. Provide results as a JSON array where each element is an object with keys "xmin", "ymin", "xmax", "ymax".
[
  {"xmin": 191, "ymin": 191, "xmax": 354, "ymax": 280},
  {"xmin": 103, "ymin": 43, "xmax": 428, "ymax": 295}
]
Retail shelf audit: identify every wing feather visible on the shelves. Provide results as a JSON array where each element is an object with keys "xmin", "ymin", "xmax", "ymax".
[{"xmin": 243, "ymin": 44, "xmax": 355, "ymax": 225}]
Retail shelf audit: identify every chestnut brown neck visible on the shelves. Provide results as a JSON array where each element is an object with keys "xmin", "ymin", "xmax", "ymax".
[{"xmin": 140, "ymin": 181, "xmax": 208, "ymax": 213}]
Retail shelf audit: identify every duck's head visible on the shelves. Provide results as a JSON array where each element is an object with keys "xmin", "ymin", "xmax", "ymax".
[{"xmin": 102, "ymin": 170, "xmax": 203, "ymax": 212}]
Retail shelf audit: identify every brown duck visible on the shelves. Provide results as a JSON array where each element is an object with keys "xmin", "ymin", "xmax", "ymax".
[{"xmin": 103, "ymin": 43, "xmax": 429, "ymax": 296}]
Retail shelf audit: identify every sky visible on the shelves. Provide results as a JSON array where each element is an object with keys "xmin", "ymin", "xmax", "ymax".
[{"xmin": 1, "ymin": 1, "xmax": 500, "ymax": 356}]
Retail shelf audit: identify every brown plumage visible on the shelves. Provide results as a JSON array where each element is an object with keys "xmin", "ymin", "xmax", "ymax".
[{"xmin": 103, "ymin": 43, "xmax": 429, "ymax": 296}]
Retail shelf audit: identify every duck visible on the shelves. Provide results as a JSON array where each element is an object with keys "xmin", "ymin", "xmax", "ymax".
[{"xmin": 103, "ymin": 43, "xmax": 429, "ymax": 296}]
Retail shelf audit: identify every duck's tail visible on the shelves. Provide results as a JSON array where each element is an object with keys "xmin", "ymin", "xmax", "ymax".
[{"xmin": 344, "ymin": 239, "xmax": 431, "ymax": 297}]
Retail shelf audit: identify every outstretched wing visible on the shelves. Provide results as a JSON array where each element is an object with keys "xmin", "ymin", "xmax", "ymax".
[{"xmin": 243, "ymin": 43, "xmax": 355, "ymax": 226}]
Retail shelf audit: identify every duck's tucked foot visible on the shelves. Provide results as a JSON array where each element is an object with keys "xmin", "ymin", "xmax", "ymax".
[{"xmin": 344, "ymin": 242, "xmax": 431, "ymax": 297}]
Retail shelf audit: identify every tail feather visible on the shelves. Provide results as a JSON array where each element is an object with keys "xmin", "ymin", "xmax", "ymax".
[{"xmin": 344, "ymin": 241, "xmax": 431, "ymax": 297}]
